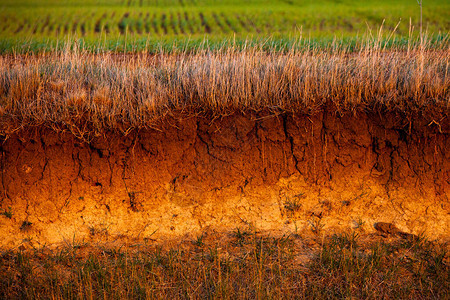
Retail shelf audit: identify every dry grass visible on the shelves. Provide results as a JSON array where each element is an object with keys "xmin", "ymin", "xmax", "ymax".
[
  {"xmin": 0, "ymin": 40, "xmax": 449, "ymax": 137},
  {"xmin": 0, "ymin": 231, "xmax": 448, "ymax": 299}
]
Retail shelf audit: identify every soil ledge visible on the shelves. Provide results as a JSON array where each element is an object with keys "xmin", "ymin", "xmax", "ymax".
[{"xmin": 0, "ymin": 109, "xmax": 449, "ymax": 248}]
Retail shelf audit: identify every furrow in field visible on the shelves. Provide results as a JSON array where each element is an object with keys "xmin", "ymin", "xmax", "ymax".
[
  {"xmin": 128, "ymin": 21, "xmax": 134, "ymax": 34},
  {"xmin": 47, "ymin": 17, "xmax": 57, "ymax": 36},
  {"xmin": 55, "ymin": 24, "xmax": 62, "ymax": 37},
  {"xmin": 24, "ymin": 18, "xmax": 34, "ymax": 36},
  {"xmin": 71, "ymin": 16, "xmax": 79, "ymax": 35},
  {"xmin": 40, "ymin": 15, "xmax": 50, "ymax": 34},
  {"xmin": 1, "ymin": 15, "xmax": 12, "ymax": 35},
  {"xmin": 103, "ymin": 13, "xmax": 111, "ymax": 34},
  {"xmin": 170, "ymin": 12, "xmax": 178, "ymax": 35},
  {"xmin": 188, "ymin": 11, "xmax": 202, "ymax": 34},
  {"xmin": 150, "ymin": 13, "xmax": 159, "ymax": 35},
  {"xmin": 221, "ymin": 13, "xmax": 238, "ymax": 33},
  {"xmin": 161, "ymin": 13, "xmax": 168, "ymax": 35},
  {"xmin": 16, "ymin": 19, "xmax": 28, "ymax": 36},
  {"xmin": 136, "ymin": 12, "xmax": 143, "ymax": 34},
  {"xmin": 105, "ymin": 12, "xmax": 116, "ymax": 34},
  {"xmin": 184, "ymin": 11, "xmax": 194, "ymax": 34},
  {"xmin": 80, "ymin": 22, "xmax": 86, "ymax": 36},
  {"xmin": 0, "ymin": 17, "xmax": 6, "ymax": 33},
  {"xmin": 13, "ymin": 22, "xmax": 24, "ymax": 34},
  {"xmin": 199, "ymin": 12, "xmax": 211, "ymax": 34},
  {"xmin": 119, "ymin": 12, "xmax": 130, "ymax": 34},
  {"xmin": 63, "ymin": 22, "xmax": 69, "ymax": 35},
  {"xmin": 33, "ymin": 15, "xmax": 44, "ymax": 35},
  {"xmin": 144, "ymin": 12, "xmax": 150, "ymax": 33},
  {"xmin": 235, "ymin": 14, "xmax": 250, "ymax": 32},
  {"xmin": 90, "ymin": 13, "xmax": 96, "ymax": 35},
  {"xmin": 245, "ymin": 14, "xmax": 261, "ymax": 33},
  {"xmin": 212, "ymin": 12, "xmax": 227, "ymax": 34},
  {"xmin": 95, "ymin": 13, "xmax": 107, "ymax": 33},
  {"xmin": 31, "ymin": 21, "xmax": 38, "ymax": 35},
  {"xmin": 0, "ymin": 16, "xmax": 4, "ymax": 31},
  {"xmin": 61, "ymin": 14, "xmax": 70, "ymax": 35},
  {"xmin": 46, "ymin": 18, "xmax": 54, "ymax": 36},
  {"xmin": 177, "ymin": 12, "xmax": 185, "ymax": 34}
]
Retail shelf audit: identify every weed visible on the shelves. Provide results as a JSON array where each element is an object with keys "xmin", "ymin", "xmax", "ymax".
[
  {"xmin": 352, "ymin": 218, "xmax": 365, "ymax": 229},
  {"xmin": 233, "ymin": 227, "xmax": 252, "ymax": 246},
  {"xmin": 62, "ymin": 232, "xmax": 87, "ymax": 251},
  {"xmin": 309, "ymin": 233, "xmax": 449, "ymax": 299},
  {"xmin": 0, "ymin": 206, "xmax": 12, "ymax": 219},
  {"xmin": 283, "ymin": 193, "xmax": 304, "ymax": 216},
  {"xmin": 88, "ymin": 226, "xmax": 109, "ymax": 237},
  {"xmin": 308, "ymin": 216, "xmax": 324, "ymax": 235},
  {"xmin": 193, "ymin": 233, "xmax": 205, "ymax": 247},
  {"xmin": 330, "ymin": 231, "xmax": 359, "ymax": 250}
]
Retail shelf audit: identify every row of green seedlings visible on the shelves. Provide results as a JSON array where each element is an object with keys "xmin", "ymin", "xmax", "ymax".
[
  {"xmin": 0, "ymin": 11, "xmax": 96, "ymax": 38},
  {"xmin": 121, "ymin": 0, "xmax": 206, "ymax": 6},
  {"xmin": 1, "ymin": 10, "xmax": 301, "ymax": 38}
]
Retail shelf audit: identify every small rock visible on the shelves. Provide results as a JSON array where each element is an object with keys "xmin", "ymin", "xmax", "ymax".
[{"xmin": 374, "ymin": 222, "xmax": 400, "ymax": 235}]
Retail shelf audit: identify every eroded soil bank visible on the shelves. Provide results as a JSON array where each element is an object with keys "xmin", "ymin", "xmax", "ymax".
[{"xmin": 0, "ymin": 109, "xmax": 449, "ymax": 248}]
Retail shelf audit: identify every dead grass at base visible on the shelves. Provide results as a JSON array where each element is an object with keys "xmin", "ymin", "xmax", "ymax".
[{"xmin": 0, "ymin": 231, "xmax": 448, "ymax": 299}]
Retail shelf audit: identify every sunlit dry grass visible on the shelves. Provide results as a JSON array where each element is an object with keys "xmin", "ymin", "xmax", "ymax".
[{"xmin": 0, "ymin": 40, "xmax": 448, "ymax": 137}]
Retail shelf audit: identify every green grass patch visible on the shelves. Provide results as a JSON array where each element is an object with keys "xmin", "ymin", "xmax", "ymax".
[
  {"xmin": 0, "ymin": 0, "xmax": 448, "ymax": 52},
  {"xmin": 0, "ymin": 33, "xmax": 448, "ymax": 54}
]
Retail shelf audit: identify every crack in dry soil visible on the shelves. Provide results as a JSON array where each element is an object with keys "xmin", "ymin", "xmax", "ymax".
[{"xmin": 0, "ymin": 110, "xmax": 448, "ymax": 248}]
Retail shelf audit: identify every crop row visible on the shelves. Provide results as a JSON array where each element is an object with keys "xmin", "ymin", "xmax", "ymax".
[
  {"xmin": 0, "ymin": 9, "xmax": 323, "ymax": 38},
  {"xmin": 0, "ymin": 0, "xmax": 312, "ymax": 7},
  {"xmin": 1, "ymin": 3, "xmax": 448, "ymax": 40}
]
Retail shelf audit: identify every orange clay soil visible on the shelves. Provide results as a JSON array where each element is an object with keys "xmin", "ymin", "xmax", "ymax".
[{"xmin": 0, "ymin": 107, "xmax": 449, "ymax": 249}]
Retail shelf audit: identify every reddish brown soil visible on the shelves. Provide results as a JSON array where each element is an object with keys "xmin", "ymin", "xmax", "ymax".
[{"xmin": 0, "ymin": 108, "xmax": 449, "ymax": 248}]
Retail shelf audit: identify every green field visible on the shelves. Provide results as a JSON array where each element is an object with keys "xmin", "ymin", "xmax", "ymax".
[{"xmin": 0, "ymin": 0, "xmax": 449, "ymax": 51}]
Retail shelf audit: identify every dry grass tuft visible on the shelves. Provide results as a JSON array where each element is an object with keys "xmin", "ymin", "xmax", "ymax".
[{"xmin": 0, "ymin": 41, "xmax": 448, "ymax": 137}]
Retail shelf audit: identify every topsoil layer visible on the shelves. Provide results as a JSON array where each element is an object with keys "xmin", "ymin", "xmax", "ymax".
[{"xmin": 0, "ymin": 108, "xmax": 449, "ymax": 248}]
